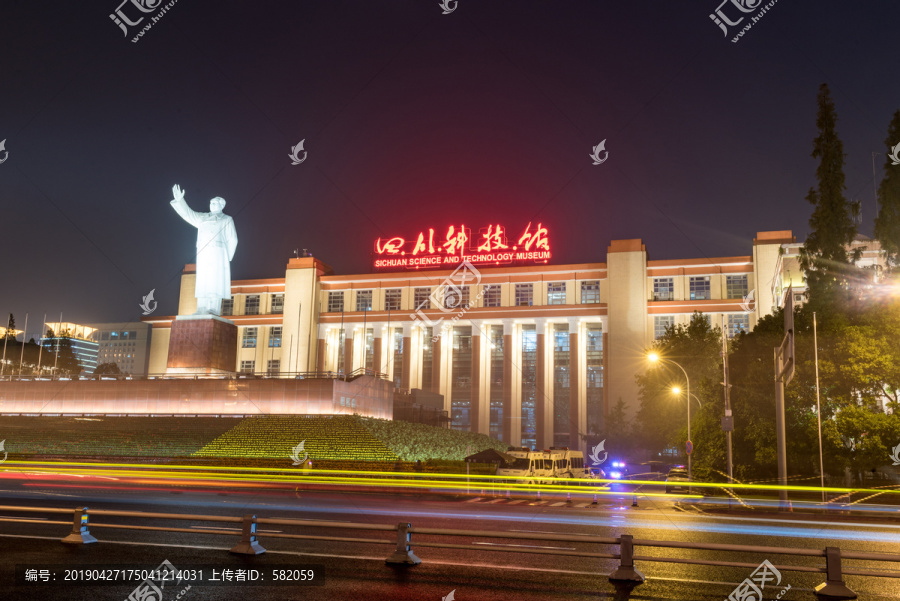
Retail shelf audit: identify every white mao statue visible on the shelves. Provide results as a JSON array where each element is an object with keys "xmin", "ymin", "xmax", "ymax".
[{"xmin": 169, "ymin": 184, "xmax": 238, "ymax": 315}]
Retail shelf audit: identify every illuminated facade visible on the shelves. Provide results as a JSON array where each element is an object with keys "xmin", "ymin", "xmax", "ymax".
[{"xmin": 146, "ymin": 230, "xmax": 795, "ymax": 450}]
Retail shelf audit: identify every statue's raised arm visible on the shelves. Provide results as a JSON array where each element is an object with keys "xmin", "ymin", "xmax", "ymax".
[{"xmin": 170, "ymin": 184, "xmax": 204, "ymax": 228}]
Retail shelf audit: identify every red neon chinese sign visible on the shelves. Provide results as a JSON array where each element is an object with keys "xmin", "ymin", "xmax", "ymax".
[{"xmin": 374, "ymin": 223, "xmax": 551, "ymax": 270}]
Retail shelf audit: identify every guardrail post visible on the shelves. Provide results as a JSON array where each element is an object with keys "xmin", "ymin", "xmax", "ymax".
[
  {"xmin": 608, "ymin": 534, "xmax": 645, "ymax": 586},
  {"xmin": 229, "ymin": 514, "xmax": 266, "ymax": 555},
  {"xmin": 385, "ymin": 522, "xmax": 421, "ymax": 566},
  {"xmin": 814, "ymin": 547, "xmax": 857, "ymax": 600},
  {"xmin": 61, "ymin": 506, "xmax": 98, "ymax": 544}
]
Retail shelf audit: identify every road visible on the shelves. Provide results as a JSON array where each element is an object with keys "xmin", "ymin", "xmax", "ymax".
[{"xmin": 0, "ymin": 467, "xmax": 898, "ymax": 600}]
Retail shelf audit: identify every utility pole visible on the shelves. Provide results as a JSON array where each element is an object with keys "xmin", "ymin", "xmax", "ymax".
[
  {"xmin": 721, "ymin": 316, "xmax": 734, "ymax": 482},
  {"xmin": 774, "ymin": 288, "xmax": 794, "ymax": 511}
]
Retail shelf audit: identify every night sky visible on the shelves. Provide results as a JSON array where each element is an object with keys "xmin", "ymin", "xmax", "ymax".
[{"xmin": 1, "ymin": 1, "xmax": 898, "ymax": 334}]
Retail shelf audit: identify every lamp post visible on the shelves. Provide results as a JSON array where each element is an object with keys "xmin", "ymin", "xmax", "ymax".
[
  {"xmin": 649, "ymin": 352, "xmax": 692, "ymax": 482},
  {"xmin": 672, "ymin": 387, "xmax": 702, "ymax": 409}
]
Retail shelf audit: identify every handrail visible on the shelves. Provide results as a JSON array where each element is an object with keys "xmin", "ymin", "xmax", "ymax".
[{"xmin": 1, "ymin": 504, "xmax": 897, "ymax": 599}]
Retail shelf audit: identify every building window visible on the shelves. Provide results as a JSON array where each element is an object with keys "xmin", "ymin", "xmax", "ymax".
[
  {"xmin": 444, "ymin": 286, "xmax": 469, "ymax": 310},
  {"xmin": 547, "ymin": 282, "xmax": 566, "ymax": 305},
  {"xmin": 242, "ymin": 327, "xmax": 257, "ymax": 348},
  {"xmin": 268, "ymin": 326, "xmax": 282, "ymax": 348},
  {"xmin": 520, "ymin": 324, "xmax": 537, "ymax": 449},
  {"xmin": 586, "ymin": 324, "xmax": 604, "ymax": 439},
  {"xmin": 553, "ymin": 323, "xmax": 570, "ymax": 447},
  {"xmin": 727, "ymin": 314, "xmax": 750, "ymax": 338},
  {"xmin": 421, "ymin": 327, "xmax": 433, "ymax": 390},
  {"xmin": 385, "ymin": 289, "xmax": 402, "ymax": 311},
  {"xmin": 654, "ymin": 316, "xmax": 674, "ymax": 339},
  {"xmin": 653, "ymin": 277, "xmax": 674, "ymax": 301},
  {"xmin": 482, "ymin": 285, "xmax": 501, "ymax": 307},
  {"xmin": 414, "ymin": 287, "xmax": 431, "ymax": 310},
  {"xmin": 271, "ymin": 294, "xmax": 284, "ymax": 314},
  {"xmin": 240, "ymin": 360, "xmax": 255, "ymax": 373},
  {"xmin": 515, "ymin": 283, "xmax": 533, "ymax": 307},
  {"xmin": 581, "ymin": 280, "xmax": 600, "ymax": 304},
  {"xmin": 451, "ymin": 326, "xmax": 472, "ymax": 431},
  {"xmin": 726, "ymin": 275, "xmax": 749, "ymax": 300},
  {"xmin": 221, "ymin": 297, "xmax": 234, "ymax": 315},
  {"xmin": 267, "ymin": 359, "xmax": 280, "ymax": 375},
  {"xmin": 489, "ymin": 325, "xmax": 504, "ymax": 441},
  {"xmin": 356, "ymin": 290, "xmax": 373, "ymax": 312},
  {"xmin": 245, "ymin": 295, "xmax": 260, "ymax": 315},
  {"xmin": 327, "ymin": 291, "xmax": 344, "ymax": 313},
  {"xmin": 689, "ymin": 276, "xmax": 710, "ymax": 300}
]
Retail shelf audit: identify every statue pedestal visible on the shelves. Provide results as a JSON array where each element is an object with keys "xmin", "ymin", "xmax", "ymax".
[{"xmin": 166, "ymin": 315, "xmax": 237, "ymax": 375}]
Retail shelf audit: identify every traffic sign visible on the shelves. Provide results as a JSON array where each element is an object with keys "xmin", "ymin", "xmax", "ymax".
[{"xmin": 685, "ymin": 440, "xmax": 694, "ymax": 455}]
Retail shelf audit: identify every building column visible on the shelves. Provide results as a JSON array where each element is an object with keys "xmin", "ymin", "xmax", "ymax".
[
  {"xmin": 502, "ymin": 319, "xmax": 514, "ymax": 444},
  {"xmin": 431, "ymin": 329, "xmax": 442, "ymax": 395},
  {"xmin": 534, "ymin": 318, "xmax": 549, "ymax": 450},
  {"xmin": 401, "ymin": 322, "xmax": 412, "ymax": 390},
  {"xmin": 568, "ymin": 318, "xmax": 580, "ymax": 450},
  {"xmin": 315, "ymin": 325, "xmax": 326, "ymax": 373},
  {"xmin": 343, "ymin": 324, "xmax": 354, "ymax": 376},
  {"xmin": 470, "ymin": 321, "xmax": 482, "ymax": 434},
  {"xmin": 372, "ymin": 323, "xmax": 383, "ymax": 376}
]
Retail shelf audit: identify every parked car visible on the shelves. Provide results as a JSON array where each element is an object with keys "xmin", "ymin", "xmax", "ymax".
[{"xmin": 665, "ymin": 467, "xmax": 691, "ymax": 494}]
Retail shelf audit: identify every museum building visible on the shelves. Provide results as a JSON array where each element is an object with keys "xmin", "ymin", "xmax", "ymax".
[{"xmin": 145, "ymin": 228, "xmax": 796, "ymax": 450}]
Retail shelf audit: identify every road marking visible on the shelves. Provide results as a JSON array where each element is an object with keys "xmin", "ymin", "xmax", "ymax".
[
  {"xmin": 549, "ymin": 502, "xmax": 567, "ymax": 507},
  {"xmin": 465, "ymin": 498, "xmax": 484, "ymax": 503},
  {"xmin": 506, "ymin": 500, "xmax": 526, "ymax": 505},
  {"xmin": 508, "ymin": 529, "xmax": 602, "ymax": 537},
  {"xmin": 528, "ymin": 501, "xmax": 546, "ymax": 506},
  {"xmin": 487, "ymin": 499, "xmax": 506, "ymax": 504}
]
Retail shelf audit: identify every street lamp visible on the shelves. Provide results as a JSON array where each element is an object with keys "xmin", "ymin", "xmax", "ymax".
[
  {"xmin": 649, "ymin": 353, "xmax": 692, "ymax": 482},
  {"xmin": 671, "ymin": 386, "xmax": 703, "ymax": 409}
]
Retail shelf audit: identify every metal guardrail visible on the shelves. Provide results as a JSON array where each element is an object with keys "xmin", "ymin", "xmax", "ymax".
[{"xmin": 1, "ymin": 505, "xmax": 898, "ymax": 599}]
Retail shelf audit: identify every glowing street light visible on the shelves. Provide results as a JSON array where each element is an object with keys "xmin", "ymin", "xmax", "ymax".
[
  {"xmin": 671, "ymin": 386, "xmax": 703, "ymax": 408},
  {"xmin": 648, "ymin": 352, "xmax": 692, "ymax": 483}
]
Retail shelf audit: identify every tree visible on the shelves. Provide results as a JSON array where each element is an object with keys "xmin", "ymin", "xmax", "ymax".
[
  {"xmin": 634, "ymin": 313, "xmax": 723, "ymax": 465},
  {"xmin": 800, "ymin": 83, "xmax": 859, "ymax": 303},
  {"xmin": 3, "ymin": 313, "xmax": 14, "ymax": 339},
  {"xmin": 875, "ymin": 109, "xmax": 900, "ymax": 270},
  {"xmin": 94, "ymin": 362, "xmax": 122, "ymax": 377}
]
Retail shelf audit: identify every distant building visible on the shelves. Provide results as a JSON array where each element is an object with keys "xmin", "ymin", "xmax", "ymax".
[
  {"xmin": 43, "ymin": 322, "xmax": 99, "ymax": 375},
  {"xmin": 772, "ymin": 234, "xmax": 888, "ymax": 309},
  {"xmin": 90, "ymin": 322, "xmax": 152, "ymax": 376}
]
